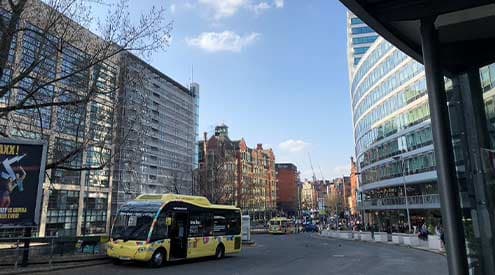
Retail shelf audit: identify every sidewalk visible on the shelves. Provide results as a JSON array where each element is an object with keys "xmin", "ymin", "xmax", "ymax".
[
  {"xmin": 0, "ymin": 255, "xmax": 110, "ymax": 275},
  {"xmin": 319, "ymin": 230, "xmax": 446, "ymax": 256}
]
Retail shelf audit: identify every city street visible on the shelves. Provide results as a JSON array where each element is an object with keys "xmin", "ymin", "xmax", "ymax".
[{"xmin": 38, "ymin": 233, "xmax": 447, "ymax": 275}]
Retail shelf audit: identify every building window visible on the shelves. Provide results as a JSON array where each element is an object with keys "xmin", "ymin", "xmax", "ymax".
[
  {"xmin": 351, "ymin": 26, "xmax": 374, "ymax": 35},
  {"xmin": 52, "ymin": 138, "xmax": 82, "ymax": 185},
  {"xmin": 351, "ymin": 17, "xmax": 364, "ymax": 25},
  {"xmin": 354, "ymin": 47, "xmax": 369, "ymax": 55},
  {"xmin": 82, "ymin": 193, "xmax": 108, "ymax": 235},
  {"xmin": 46, "ymin": 190, "xmax": 80, "ymax": 237}
]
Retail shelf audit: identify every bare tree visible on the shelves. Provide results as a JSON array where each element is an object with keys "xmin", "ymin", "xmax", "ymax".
[
  {"xmin": 0, "ymin": 0, "xmax": 172, "ymax": 176},
  {"xmin": 199, "ymin": 142, "xmax": 236, "ymax": 204},
  {"xmin": 165, "ymin": 171, "xmax": 192, "ymax": 195}
]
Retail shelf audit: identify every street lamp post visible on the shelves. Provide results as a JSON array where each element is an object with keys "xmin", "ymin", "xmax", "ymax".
[{"xmin": 393, "ymin": 156, "xmax": 412, "ymax": 233}]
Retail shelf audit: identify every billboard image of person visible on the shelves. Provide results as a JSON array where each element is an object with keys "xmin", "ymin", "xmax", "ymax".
[{"xmin": 0, "ymin": 139, "xmax": 47, "ymax": 227}]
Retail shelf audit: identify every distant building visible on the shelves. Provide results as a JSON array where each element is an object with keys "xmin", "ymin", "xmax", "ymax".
[
  {"xmin": 301, "ymin": 181, "xmax": 316, "ymax": 210},
  {"xmin": 313, "ymin": 180, "xmax": 331, "ymax": 212},
  {"xmin": 349, "ymin": 157, "xmax": 359, "ymax": 215},
  {"xmin": 198, "ymin": 125, "xmax": 276, "ymax": 219},
  {"xmin": 275, "ymin": 163, "xmax": 299, "ymax": 216},
  {"xmin": 328, "ymin": 177, "xmax": 350, "ymax": 215},
  {"xmin": 112, "ymin": 53, "xmax": 199, "ymax": 215}
]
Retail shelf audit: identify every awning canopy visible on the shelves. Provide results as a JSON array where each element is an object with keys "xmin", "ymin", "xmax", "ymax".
[{"xmin": 340, "ymin": 0, "xmax": 495, "ymax": 75}]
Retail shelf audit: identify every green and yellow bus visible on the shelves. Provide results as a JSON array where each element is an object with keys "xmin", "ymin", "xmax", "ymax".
[
  {"xmin": 107, "ymin": 194, "xmax": 242, "ymax": 267},
  {"xmin": 268, "ymin": 217, "xmax": 292, "ymax": 234}
]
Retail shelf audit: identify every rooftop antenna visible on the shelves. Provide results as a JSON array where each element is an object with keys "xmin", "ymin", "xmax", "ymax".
[{"xmin": 191, "ymin": 64, "xmax": 194, "ymax": 83}]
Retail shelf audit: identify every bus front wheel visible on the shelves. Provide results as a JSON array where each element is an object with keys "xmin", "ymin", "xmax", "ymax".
[
  {"xmin": 149, "ymin": 249, "xmax": 166, "ymax": 268},
  {"xmin": 215, "ymin": 244, "xmax": 225, "ymax": 260}
]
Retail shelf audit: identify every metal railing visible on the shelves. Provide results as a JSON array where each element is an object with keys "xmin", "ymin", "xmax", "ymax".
[
  {"xmin": 0, "ymin": 235, "xmax": 108, "ymax": 269},
  {"xmin": 358, "ymin": 194, "xmax": 441, "ymax": 210}
]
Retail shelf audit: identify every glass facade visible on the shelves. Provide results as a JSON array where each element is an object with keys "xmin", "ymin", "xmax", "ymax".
[
  {"xmin": 347, "ymin": 12, "xmax": 379, "ymax": 75},
  {"xmin": 351, "ymin": 37, "xmax": 436, "ymax": 188},
  {"xmin": 46, "ymin": 190, "xmax": 79, "ymax": 236},
  {"xmin": 0, "ymin": 7, "xmax": 116, "ymax": 237},
  {"xmin": 347, "ymin": 15, "xmax": 495, "ymax": 236},
  {"xmin": 348, "ymin": 21, "xmax": 440, "ymax": 228}
]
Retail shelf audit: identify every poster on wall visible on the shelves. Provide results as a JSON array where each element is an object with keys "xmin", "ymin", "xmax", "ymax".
[{"xmin": 0, "ymin": 139, "xmax": 47, "ymax": 227}]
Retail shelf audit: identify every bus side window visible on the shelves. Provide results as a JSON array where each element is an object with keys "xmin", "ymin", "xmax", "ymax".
[
  {"xmin": 202, "ymin": 212, "xmax": 213, "ymax": 236},
  {"xmin": 189, "ymin": 211, "xmax": 202, "ymax": 237},
  {"xmin": 150, "ymin": 211, "xmax": 168, "ymax": 241},
  {"xmin": 226, "ymin": 211, "xmax": 241, "ymax": 235},
  {"xmin": 213, "ymin": 212, "xmax": 227, "ymax": 236}
]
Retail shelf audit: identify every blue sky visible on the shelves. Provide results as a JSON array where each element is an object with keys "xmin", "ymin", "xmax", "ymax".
[{"xmin": 108, "ymin": 0, "xmax": 353, "ymax": 180}]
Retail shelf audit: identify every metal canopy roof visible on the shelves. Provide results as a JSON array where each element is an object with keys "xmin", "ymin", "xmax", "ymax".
[{"xmin": 341, "ymin": 0, "xmax": 495, "ymax": 75}]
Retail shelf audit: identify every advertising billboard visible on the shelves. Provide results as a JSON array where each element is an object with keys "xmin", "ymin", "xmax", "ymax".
[{"xmin": 0, "ymin": 139, "xmax": 47, "ymax": 227}]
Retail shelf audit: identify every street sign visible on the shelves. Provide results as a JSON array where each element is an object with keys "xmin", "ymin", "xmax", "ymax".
[{"xmin": 0, "ymin": 139, "xmax": 47, "ymax": 227}]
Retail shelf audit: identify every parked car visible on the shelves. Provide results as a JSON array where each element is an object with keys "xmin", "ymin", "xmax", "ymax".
[{"xmin": 304, "ymin": 223, "xmax": 319, "ymax": 232}]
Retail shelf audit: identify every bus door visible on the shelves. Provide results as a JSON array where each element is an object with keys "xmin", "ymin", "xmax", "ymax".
[{"xmin": 169, "ymin": 211, "xmax": 188, "ymax": 259}]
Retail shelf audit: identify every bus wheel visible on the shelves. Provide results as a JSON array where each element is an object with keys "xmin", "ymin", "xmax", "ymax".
[
  {"xmin": 149, "ymin": 249, "xmax": 166, "ymax": 268},
  {"xmin": 215, "ymin": 244, "xmax": 225, "ymax": 260}
]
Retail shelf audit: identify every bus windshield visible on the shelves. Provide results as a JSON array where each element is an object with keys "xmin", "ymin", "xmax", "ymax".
[{"xmin": 111, "ymin": 201, "xmax": 162, "ymax": 241}]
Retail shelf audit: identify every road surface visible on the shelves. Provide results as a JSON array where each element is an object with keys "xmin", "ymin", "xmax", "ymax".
[{"xmin": 38, "ymin": 233, "xmax": 448, "ymax": 275}]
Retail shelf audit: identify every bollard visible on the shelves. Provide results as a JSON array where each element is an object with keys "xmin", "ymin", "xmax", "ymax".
[
  {"xmin": 49, "ymin": 238, "xmax": 55, "ymax": 268},
  {"xmin": 14, "ymin": 239, "xmax": 19, "ymax": 270},
  {"xmin": 21, "ymin": 227, "xmax": 32, "ymax": 267}
]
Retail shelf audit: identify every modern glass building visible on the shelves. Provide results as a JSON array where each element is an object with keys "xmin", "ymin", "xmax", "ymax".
[
  {"xmin": 0, "ymin": 3, "xmax": 117, "ymax": 236},
  {"xmin": 347, "ymin": 12, "xmax": 441, "ymax": 230},
  {"xmin": 348, "ymin": 11, "xmax": 495, "ymax": 233},
  {"xmin": 346, "ymin": 13, "xmax": 378, "ymax": 77},
  {"xmin": 0, "ymin": 0, "xmax": 199, "ymax": 237}
]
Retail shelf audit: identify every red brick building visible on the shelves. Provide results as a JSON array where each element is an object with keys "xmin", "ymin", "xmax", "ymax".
[
  {"xmin": 349, "ymin": 157, "xmax": 359, "ymax": 215},
  {"xmin": 198, "ymin": 125, "xmax": 277, "ymax": 218},
  {"xmin": 275, "ymin": 163, "xmax": 299, "ymax": 216}
]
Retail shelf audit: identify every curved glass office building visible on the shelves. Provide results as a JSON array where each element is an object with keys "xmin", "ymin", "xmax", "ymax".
[{"xmin": 347, "ymin": 12, "xmax": 441, "ymax": 230}]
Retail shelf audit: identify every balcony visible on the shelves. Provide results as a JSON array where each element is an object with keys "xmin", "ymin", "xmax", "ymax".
[{"xmin": 358, "ymin": 194, "xmax": 440, "ymax": 210}]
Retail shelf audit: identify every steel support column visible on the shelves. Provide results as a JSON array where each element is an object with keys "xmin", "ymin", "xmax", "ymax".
[
  {"xmin": 420, "ymin": 18, "xmax": 468, "ymax": 275},
  {"xmin": 457, "ymin": 68, "xmax": 495, "ymax": 275}
]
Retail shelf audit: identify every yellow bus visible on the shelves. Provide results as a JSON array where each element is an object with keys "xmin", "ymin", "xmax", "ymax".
[
  {"xmin": 268, "ymin": 217, "xmax": 292, "ymax": 234},
  {"xmin": 107, "ymin": 194, "xmax": 242, "ymax": 267}
]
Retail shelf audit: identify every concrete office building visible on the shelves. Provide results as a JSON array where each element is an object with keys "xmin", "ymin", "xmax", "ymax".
[{"xmin": 112, "ymin": 53, "xmax": 199, "ymax": 215}]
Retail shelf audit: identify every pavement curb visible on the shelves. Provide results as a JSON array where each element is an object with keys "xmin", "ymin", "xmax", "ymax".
[
  {"xmin": 316, "ymin": 234, "xmax": 446, "ymax": 256},
  {"xmin": 0, "ymin": 258, "xmax": 111, "ymax": 275}
]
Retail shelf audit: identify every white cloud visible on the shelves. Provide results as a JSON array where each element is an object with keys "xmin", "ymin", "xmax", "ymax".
[
  {"xmin": 199, "ymin": 0, "xmax": 247, "ymax": 19},
  {"xmin": 278, "ymin": 139, "xmax": 310, "ymax": 153},
  {"xmin": 186, "ymin": 31, "xmax": 260, "ymax": 53},
  {"xmin": 170, "ymin": 4, "xmax": 176, "ymax": 13},
  {"xmin": 274, "ymin": 0, "xmax": 284, "ymax": 8},
  {"xmin": 184, "ymin": 2, "xmax": 196, "ymax": 9},
  {"xmin": 252, "ymin": 2, "xmax": 270, "ymax": 15}
]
